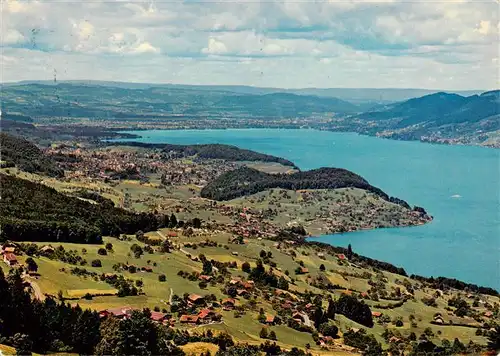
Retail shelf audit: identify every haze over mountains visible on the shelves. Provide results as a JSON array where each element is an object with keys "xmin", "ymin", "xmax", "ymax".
[
  {"xmin": 4, "ymin": 80, "xmax": 484, "ymax": 103},
  {"xmin": 1, "ymin": 81, "xmax": 498, "ymax": 147}
]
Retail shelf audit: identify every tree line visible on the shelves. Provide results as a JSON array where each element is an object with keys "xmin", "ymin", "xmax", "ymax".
[
  {"xmin": 111, "ymin": 142, "xmax": 299, "ymax": 169},
  {"xmin": 0, "ymin": 133, "xmax": 63, "ymax": 177},
  {"xmin": 0, "ymin": 174, "xmax": 170, "ymax": 244},
  {"xmin": 201, "ymin": 166, "xmax": 418, "ymax": 212}
]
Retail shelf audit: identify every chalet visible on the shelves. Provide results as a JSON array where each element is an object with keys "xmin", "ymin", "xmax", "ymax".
[
  {"xmin": 168, "ymin": 231, "xmax": 178, "ymax": 237},
  {"xmin": 265, "ymin": 315, "xmax": 275, "ymax": 325},
  {"xmin": 299, "ymin": 267, "xmax": 309, "ymax": 274},
  {"xmin": 229, "ymin": 277, "xmax": 242, "ymax": 285},
  {"xmin": 304, "ymin": 303, "xmax": 313, "ymax": 310},
  {"xmin": 342, "ymin": 290, "xmax": 353, "ymax": 296},
  {"xmin": 222, "ymin": 298, "xmax": 236, "ymax": 310},
  {"xmin": 188, "ymin": 294, "xmax": 205, "ymax": 305},
  {"xmin": 99, "ymin": 307, "xmax": 133, "ymax": 319},
  {"xmin": 199, "ymin": 275, "xmax": 212, "ymax": 282},
  {"xmin": 3, "ymin": 253, "xmax": 18, "ymax": 267},
  {"xmin": 281, "ymin": 302, "xmax": 292, "ymax": 310},
  {"xmin": 143, "ymin": 266, "xmax": 153, "ymax": 272},
  {"xmin": 484, "ymin": 311, "xmax": 493, "ymax": 318},
  {"xmin": 371, "ymin": 311, "xmax": 382, "ymax": 318},
  {"xmin": 150, "ymin": 311, "xmax": 168, "ymax": 323},
  {"xmin": 337, "ymin": 254, "xmax": 346, "ymax": 260},
  {"xmin": 198, "ymin": 309, "xmax": 220, "ymax": 322},
  {"xmin": 243, "ymin": 281, "xmax": 254, "ymax": 290},
  {"xmin": 179, "ymin": 315, "xmax": 199, "ymax": 324},
  {"xmin": 231, "ymin": 251, "xmax": 239, "ymax": 256},
  {"xmin": 2, "ymin": 247, "xmax": 16, "ymax": 254}
]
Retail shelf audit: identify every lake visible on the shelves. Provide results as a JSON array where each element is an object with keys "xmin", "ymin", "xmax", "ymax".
[{"xmin": 117, "ymin": 129, "xmax": 500, "ymax": 289}]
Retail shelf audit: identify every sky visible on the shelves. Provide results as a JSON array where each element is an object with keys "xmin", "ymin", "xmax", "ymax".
[{"xmin": 1, "ymin": 0, "xmax": 499, "ymax": 90}]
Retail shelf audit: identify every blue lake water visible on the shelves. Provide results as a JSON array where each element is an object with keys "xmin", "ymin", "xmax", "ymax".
[{"xmin": 117, "ymin": 129, "xmax": 500, "ymax": 289}]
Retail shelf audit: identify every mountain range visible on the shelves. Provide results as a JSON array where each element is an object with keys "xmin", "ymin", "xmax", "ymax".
[{"xmin": 0, "ymin": 82, "xmax": 498, "ymax": 147}]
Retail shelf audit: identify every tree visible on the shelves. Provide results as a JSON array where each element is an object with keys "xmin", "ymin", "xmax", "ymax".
[
  {"xmin": 11, "ymin": 333, "xmax": 32, "ymax": 356},
  {"xmin": 192, "ymin": 217, "xmax": 201, "ymax": 229},
  {"xmin": 326, "ymin": 298, "xmax": 336, "ymax": 319},
  {"xmin": 97, "ymin": 248, "xmax": 107, "ymax": 256},
  {"xmin": 319, "ymin": 264, "xmax": 325, "ymax": 272},
  {"xmin": 203, "ymin": 260, "xmax": 213, "ymax": 275},
  {"xmin": 158, "ymin": 274, "xmax": 166, "ymax": 282},
  {"xmin": 259, "ymin": 328, "xmax": 268, "ymax": 339},
  {"xmin": 105, "ymin": 243, "xmax": 113, "ymax": 251},
  {"xmin": 259, "ymin": 250, "xmax": 267, "ymax": 258},
  {"xmin": 91, "ymin": 259, "xmax": 102, "ymax": 267},
  {"xmin": 335, "ymin": 294, "xmax": 373, "ymax": 328},
  {"xmin": 241, "ymin": 262, "xmax": 251, "ymax": 273},
  {"xmin": 25, "ymin": 257, "xmax": 38, "ymax": 273},
  {"xmin": 347, "ymin": 244, "xmax": 353, "ymax": 260},
  {"xmin": 319, "ymin": 322, "xmax": 338, "ymax": 338},
  {"xmin": 170, "ymin": 214, "xmax": 178, "ymax": 228},
  {"xmin": 277, "ymin": 276, "xmax": 289, "ymax": 290},
  {"xmin": 268, "ymin": 331, "xmax": 277, "ymax": 340},
  {"xmin": 313, "ymin": 307, "xmax": 328, "ymax": 329},
  {"xmin": 487, "ymin": 325, "xmax": 500, "ymax": 351}
]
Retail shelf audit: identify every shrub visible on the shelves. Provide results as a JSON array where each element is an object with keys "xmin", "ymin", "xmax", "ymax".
[
  {"xmin": 91, "ymin": 259, "xmax": 102, "ymax": 267},
  {"xmin": 158, "ymin": 274, "xmax": 166, "ymax": 282},
  {"xmin": 259, "ymin": 328, "xmax": 268, "ymax": 339},
  {"xmin": 97, "ymin": 248, "xmax": 107, "ymax": 256}
]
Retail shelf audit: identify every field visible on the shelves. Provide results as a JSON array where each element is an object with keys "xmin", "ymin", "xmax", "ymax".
[{"xmin": 8, "ymin": 226, "xmax": 497, "ymax": 354}]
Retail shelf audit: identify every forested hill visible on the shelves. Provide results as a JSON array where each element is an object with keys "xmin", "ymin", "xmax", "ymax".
[
  {"xmin": 357, "ymin": 91, "xmax": 499, "ymax": 126},
  {"xmin": 0, "ymin": 133, "xmax": 63, "ymax": 177},
  {"xmin": 201, "ymin": 166, "xmax": 416, "ymax": 210},
  {"xmin": 0, "ymin": 174, "xmax": 170, "ymax": 244},
  {"xmin": 113, "ymin": 142, "xmax": 299, "ymax": 169}
]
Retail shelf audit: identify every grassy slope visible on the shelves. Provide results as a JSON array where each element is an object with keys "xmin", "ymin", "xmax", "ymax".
[{"xmin": 11, "ymin": 231, "xmax": 496, "ymax": 352}]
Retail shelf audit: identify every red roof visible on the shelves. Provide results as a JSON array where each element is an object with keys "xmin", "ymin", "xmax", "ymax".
[
  {"xmin": 188, "ymin": 294, "xmax": 204, "ymax": 302},
  {"xmin": 198, "ymin": 309, "xmax": 212, "ymax": 319},
  {"xmin": 199, "ymin": 275, "xmax": 212, "ymax": 281},
  {"xmin": 4, "ymin": 253, "xmax": 17, "ymax": 262},
  {"xmin": 150, "ymin": 311, "xmax": 167, "ymax": 321},
  {"xmin": 372, "ymin": 311, "xmax": 382, "ymax": 317},
  {"xmin": 168, "ymin": 231, "xmax": 177, "ymax": 237},
  {"xmin": 265, "ymin": 315, "xmax": 275, "ymax": 323},
  {"xmin": 337, "ymin": 254, "xmax": 346, "ymax": 260},
  {"xmin": 179, "ymin": 315, "xmax": 198, "ymax": 323}
]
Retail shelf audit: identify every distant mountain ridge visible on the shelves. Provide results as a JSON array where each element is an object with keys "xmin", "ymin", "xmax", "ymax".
[
  {"xmin": 3, "ymin": 80, "xmax": 485, "ymax": 103},
  {"xmin": 351, "ymin": 90, "xmax": 499, "ymax": 145}
]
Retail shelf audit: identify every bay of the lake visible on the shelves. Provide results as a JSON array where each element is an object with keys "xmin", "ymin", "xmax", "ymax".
[{"xmin": 117, "ymin": 129, "xmax": 500, "ymax": 289}]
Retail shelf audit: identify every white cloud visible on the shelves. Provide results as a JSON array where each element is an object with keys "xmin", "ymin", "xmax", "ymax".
[
  {"xmin": 131, "ymin": 42, "xmax": 160, "ymax": 54},
  {"xmin": 202, "ymin": 38, "xmax": 228, "ymax": 55},
  {"xmin": 2, "ymin": 29, "xmax": 26, "ymax": 44},
  {"xmin": 0, "ymin": 0, "xmax": 498, "ymax": 89}
]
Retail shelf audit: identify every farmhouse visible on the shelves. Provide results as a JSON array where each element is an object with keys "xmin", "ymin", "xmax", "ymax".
[
  {"xmin": 150, "ymin": 311, "xmax": 169, "ymax": 323},
  {"xmin": 3, "ymin": 253, "xmax": 18, "ymax": 267},
  {"xmin": 187, "ymin": 294, "xmax": 205, "ymax": 305},
  {"xmin": 265, "ymin": 315, "xmax": 275, "ymax": 325},
  {"xmin": 371, "ymin": 311, "xmax": 383, "ymax": 318},
  {"xmin": 99, "ymin": 307, "xmax": 134, "ymax": 319},
  {"xmin": 179, "ymin": 315, "xmax": 199, "ymax": 324},
  {"xmin": 222, "ymin": 298, "xmax": 236, "ymax": 310}
]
